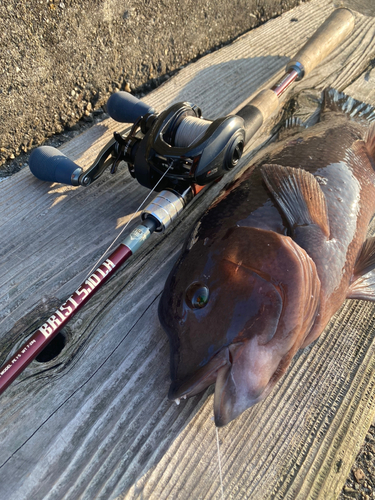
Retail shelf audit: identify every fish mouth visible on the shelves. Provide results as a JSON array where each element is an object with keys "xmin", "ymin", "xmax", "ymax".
[
  {"xmin": 169, "ymin": 342, "xmax": 275, "ymax": 426},
  {"xmin": 168, "ymin": 346, "xmax": 233, "ymax": 403}
]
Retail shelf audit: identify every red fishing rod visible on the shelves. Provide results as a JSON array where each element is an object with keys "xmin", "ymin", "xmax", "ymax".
[{"xmin": 0, "ymin": 8, "xmax": 355, "ymax": 395}]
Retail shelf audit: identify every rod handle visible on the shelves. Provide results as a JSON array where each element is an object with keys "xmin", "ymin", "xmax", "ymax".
[
  {"xmin": 29, "ymin": 146, "xmax": 82, "ymax": 185},
  {"xmin": 106, "ymin": 91, "xmax": 155, "ymax": 123},
  {"xmin": 236, "ymin": 89, "xmax": 279, "ymax": 143},
  {"xmin": 286, "ymin": 8, "xmax": 355, "ymax": 77}
]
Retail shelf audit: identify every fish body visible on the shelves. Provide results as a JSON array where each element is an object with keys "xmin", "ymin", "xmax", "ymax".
[{"xmin": 159, "ymin": 90, "xmax": 375, "ymax": 426}]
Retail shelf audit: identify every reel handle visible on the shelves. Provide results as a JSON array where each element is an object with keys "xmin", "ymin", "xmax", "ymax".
[
  {"xmin": 106, "ymin": 91, "xmax": 155, "ymax": 123},
  {"xmin": 29, "ymin": 146, "xmax": 82, "ymax": 186}
]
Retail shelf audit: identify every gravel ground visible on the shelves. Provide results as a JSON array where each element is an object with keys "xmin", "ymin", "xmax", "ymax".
[{"xmin": 339, "ymin": 421, "xmax": 375, "ymax": 500}]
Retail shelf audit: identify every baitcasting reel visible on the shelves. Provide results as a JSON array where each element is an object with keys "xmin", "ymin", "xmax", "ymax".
[{"xmin": 29, "ymin": 92, "xmax": 246, "ymax": 194}]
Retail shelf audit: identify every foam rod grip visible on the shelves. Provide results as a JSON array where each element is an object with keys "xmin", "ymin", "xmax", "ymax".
[
  {"xmin": 29, "ymin": 146, "xmax": 82, "ymax": 185},
  {"xmin": 106, "ymin": 91, "xmax": 155, "ymax": 123},
  {"xmin": 286, "ymin": 8, "xmax": 355, "ymax": 77}
]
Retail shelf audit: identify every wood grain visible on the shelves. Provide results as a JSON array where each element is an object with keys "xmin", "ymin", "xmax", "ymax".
[{"xmin": 1, "ymin": 1, "xmax": 375, "ymax": 499}]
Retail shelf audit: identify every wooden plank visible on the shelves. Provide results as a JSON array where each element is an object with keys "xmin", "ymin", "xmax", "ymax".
[{"xmin": 1, "ymin": 1, "xmax": 375, "ymax": 499}]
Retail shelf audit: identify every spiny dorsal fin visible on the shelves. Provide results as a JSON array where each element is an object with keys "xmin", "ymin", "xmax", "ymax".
[
  {"xmin": 323, "ymin": 88, "xmax": 375, "ymax": 124},
  {"xmin": 283, "ymin": 116, "xmax": 306, "ymax": 129},
  {"xmin": 261, "ymin": 164, "xmax": 330, "ymax": 237},
  {"xmin": 278, "ymin": 116, "xmax": 308, "ymax": 142},
  {"xmin": 323, "ymin": 89, "xmax": 375, "ymax": 161}
]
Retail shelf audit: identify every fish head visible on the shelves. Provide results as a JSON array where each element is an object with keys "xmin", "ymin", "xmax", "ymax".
[{"xmin": 159, "ymin": 226, "xmax": 320, "ymax": 426}]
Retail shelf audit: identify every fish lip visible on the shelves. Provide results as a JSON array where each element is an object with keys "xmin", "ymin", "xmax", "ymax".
[
  {"xmin": 213, "ymin": 343, "xmax": 275, "ymax": 427},
  {"xmin": 214, "ymin": 373, "xmax": 270, "ymax": 427},
  {"xmin": 168, "ymin": 347, "xmax": 232, "ymax": 401},
  {"xmin": 213, "ymin": 363, "xmax": 233, "ymax": 427}
]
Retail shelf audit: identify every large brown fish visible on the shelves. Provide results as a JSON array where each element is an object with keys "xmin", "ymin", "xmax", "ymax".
[{"xmin": 159, "ymin": 89, "xmax": 375, "ymax": 426}]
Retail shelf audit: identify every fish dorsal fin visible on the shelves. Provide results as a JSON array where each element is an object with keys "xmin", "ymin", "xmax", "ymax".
[
  {"xmin": 323, "ymin": 88, "xmax": 375, "ymax": 124},
  {"xmin": 323, "ymin": 89, "xmax": 375, "ymax": 162},
  {"xmin": 277, "ymin": 116, "xmax": 307, "ymax": 141},
  {"xmin": 348, "ymin": 236, "xmax": 375, "ymax": 301},
  {"xmin": 283, "ymin": 116, "xmax": 306, "ymax": 129},
  {"xmin": 260, "ymin": 164, "xmax": 330, "ymax": 237}
]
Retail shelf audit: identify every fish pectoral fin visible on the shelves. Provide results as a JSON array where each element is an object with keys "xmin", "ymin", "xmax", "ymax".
[
  {"xmin": 260, "ymin": 164, "xmax": 330, "ymax": 238},
  {"xmin": 366, "ymin": 123, "xmax": 375, "ymax": 160},
  {"xmin": 348, "ymin": 237, "xmax": 375, "ymax": 301},
  {"xmin": 353, "ymin": 236, "xmax": 375, "ymax": 278},
  {"xmin": 347, "ymin": 273, "xmax": 375, "ymax": 301}
]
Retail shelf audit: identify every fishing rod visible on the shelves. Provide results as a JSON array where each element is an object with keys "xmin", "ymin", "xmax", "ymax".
[{"xmin": 0, "ymin": 8, "xmax": 355, "ymax": 395}]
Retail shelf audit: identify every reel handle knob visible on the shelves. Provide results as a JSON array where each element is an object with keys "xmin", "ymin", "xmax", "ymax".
[
  {"xmin": 29, "ymin": 146, "xmax": 83, "ymax": 186},
  {"xmin": 106, "ymin": 91, "xmax": 155, "ymax": 123}
]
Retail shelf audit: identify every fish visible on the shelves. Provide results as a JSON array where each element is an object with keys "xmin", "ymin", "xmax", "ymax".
[{"xmin": 158, "ymin": 89, "xmax": 375, "ymax": 426}]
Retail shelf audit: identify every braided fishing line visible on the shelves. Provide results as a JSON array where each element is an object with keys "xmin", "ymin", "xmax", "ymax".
[
  {"xmin": 84, "ymin": 163, "xmax": 173, "ymax": 280},
  {"xmin": 216, "ymin": 426, "xmax": 225, "ymax": 500},
  {"xmin": 174, "ymin": 116, "xmax": 211, "ymax": 148}
]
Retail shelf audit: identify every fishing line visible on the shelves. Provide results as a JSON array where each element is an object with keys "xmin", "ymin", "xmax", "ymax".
[
  {"xmin": 84, "ymin": 164, "xmax": 173, "ymax": 280},
  {"xmin": 174, "ymin": 116, "xmax": 211, "ymax": 148},
  {"xmin": 216, "ymin": 426, "xmax": 225, "ymax": 500}
]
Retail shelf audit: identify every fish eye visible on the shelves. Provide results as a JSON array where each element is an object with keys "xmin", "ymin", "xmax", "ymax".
[{"xmin": 185, "ymin": 283, "xmax": 210, "ymax": 309}]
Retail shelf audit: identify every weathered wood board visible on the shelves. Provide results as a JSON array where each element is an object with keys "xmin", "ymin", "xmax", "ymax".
[{"xmin": 1, "ymin": 1, "xmax": 375, "ymax": 498}]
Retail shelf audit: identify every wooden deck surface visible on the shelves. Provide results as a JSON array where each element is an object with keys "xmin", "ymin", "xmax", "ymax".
[{"xmin": 1, "ymin": 1, "xmax": 375, "ymax": 498}]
